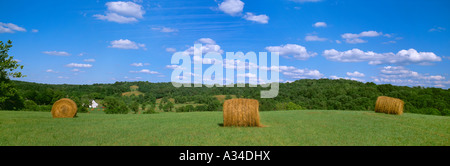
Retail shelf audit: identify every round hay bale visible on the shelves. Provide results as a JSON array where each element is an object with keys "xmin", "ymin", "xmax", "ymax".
[
  {"xmin": 375, "ymin": 96, "xmax": 404, "ymax": 115},
  {"xmin": 223, "ymin": 98, "xmax": 261, "ymax": 127},
  {"xmin": 51, "ymin": 98, "xmax": 78, "ymax": 118}
]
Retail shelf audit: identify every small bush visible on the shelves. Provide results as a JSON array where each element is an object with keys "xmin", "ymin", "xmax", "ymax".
[
  {"xmin": 176, "ymin": 105, "xmax": 196, "ymax": 113},
  {"xmin": 276, "ymin": 102, "xmax": 303, "ymax": 110},
  {"xmin": 418, "ymin": 108, "xmax": 441, "ymax": 116},
  {"xmin": 441, "ymin": 109, "xmax": 450, "ymax": 116},
  {"xmin": 162, "ymin": 101, "xmax": 174, "ymax": 112},
  {"xmin": 195, "ymin": 105, "xmax": 208, "ymax": 112},
  {"xmin": 143, "ymin": 103, "xmax": 157, "ymax": 114},
  {"xmin": 24, "ymin": 100, "xmax": 38, "ymax": 111},
  {"xmin": 36, "ymin": 105, "xmax": 52, "ymax": 112},
  {"xmin": 176, "ymin": 106, "xmax": 185, "ymax": 113}
]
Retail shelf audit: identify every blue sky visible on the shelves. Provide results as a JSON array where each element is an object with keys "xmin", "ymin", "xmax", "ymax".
[{"xmin": 1, "ymin": 0, "xmax": 449, "ymax": 88}]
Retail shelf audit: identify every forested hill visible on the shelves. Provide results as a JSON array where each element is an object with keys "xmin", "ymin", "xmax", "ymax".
[{"xmin": 12, "ymin": 79, "xmax": 450, "ymax": 115}]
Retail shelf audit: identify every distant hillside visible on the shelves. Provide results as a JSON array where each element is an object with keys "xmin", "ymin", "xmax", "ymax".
[
  {"xmin": 11, "ymin": 79, "xmax": 450, "ymax": 116},
  {"xmin": 122, "ymin": 85, "xmax": 144, "ymax": 96}
]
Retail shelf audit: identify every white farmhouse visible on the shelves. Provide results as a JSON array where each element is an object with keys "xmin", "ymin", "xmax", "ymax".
[{"xmin": 89, "ymin": 100, "xmax": 99, "ymax": 108}]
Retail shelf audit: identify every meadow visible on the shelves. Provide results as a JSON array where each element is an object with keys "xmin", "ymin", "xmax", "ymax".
[{"xmin": 0, "ymin": 110, "xmax": 448, "ymax": 146}]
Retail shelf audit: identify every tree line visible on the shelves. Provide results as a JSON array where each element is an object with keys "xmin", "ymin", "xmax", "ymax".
[{"xmin": 5, "ymin": 79, "xmax": 449, "ymax": 116}]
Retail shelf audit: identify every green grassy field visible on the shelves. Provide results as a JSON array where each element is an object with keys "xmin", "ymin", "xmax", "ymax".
[{"xmin": 0, "ymin": 110, "xmax": 448, "ymax": 146}]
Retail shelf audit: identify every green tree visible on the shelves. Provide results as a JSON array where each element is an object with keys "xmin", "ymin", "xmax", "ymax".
[
  {"xmin": 163, "ymin": 101, "xmax": 174, "ymax": 112},
  {"xmin": 225, "ymin": 95, "xmax": 232, "ymax": 100},
  {"xmin": 131, "ymin": 101, "xmax": 139, "ymax": 114},
  {"xmin": 145, "ymin": 103, "xmax": 157, "ymax": 114},
  {"xmin": 0, "ymin": 40, "xmax": 25, "ymax": 110},
  {"xmin": 73, "ymin": 97, "xmax": 89, "ymax": 113},
  {"xmin": 141, "ymin": 103, "xmax": 147, "ymax": 112},
  {"xmin": 103, "ymin": 96, "xmax": 129, "ymax": 114},
  {"xmin": 23, "ymin": 100, "xmax": 38, "ymax": 110},
  {"xmin": 286, "ymin": 102, "xmax": 303, "ymax": 110}
]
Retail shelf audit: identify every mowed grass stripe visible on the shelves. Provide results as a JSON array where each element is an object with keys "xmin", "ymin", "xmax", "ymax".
[{"xmin": 0, "ymin": 110, "xmax": 448, "ymax": 146}]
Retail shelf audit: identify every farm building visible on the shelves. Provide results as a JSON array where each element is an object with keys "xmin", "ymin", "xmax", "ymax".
[{"xmin": 89, "ymin": 100, "xmax": 99, "ymax": 108}]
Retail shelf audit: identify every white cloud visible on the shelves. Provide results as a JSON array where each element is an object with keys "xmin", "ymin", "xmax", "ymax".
[
  {"xmin": 346, "ymin": 71, "xmax": 365, "ymax": 77},
  {"xmin": 243, "ymin": 12, "xmax": 269, "ymax": 24},
  {"xmin": 42, "ymin": 51, "xmax": 70, "ymax": 56},
  {"xmin": 217, "ymin": 0, "xmax": 269, "ymax": 24},
  {"xmin": 130, "ymin": 69, "xmax": 159, "ymax": 74},
  {"xmin": 434, "ymin": 80, "xmax": 450, "ymax": 85},
  {"xmin": 184, "ymin": 38, "xmax": 224, "ymax": 55},
  {"xmin": 329, "ymin": 75, "xmax": 341, "ymax": 80},
  {"xmin": 382, "ymin": 41, "xmax": 397, "ymax": 44},
  {"xmin": 71, "ymin": 68, "xmax": 80, "ymax": 72},
  {"xmin": 359, "ymin": 31, "xmax": 382, "ymax": 37},
  {"xmin": 57, "ymin": 76, "xmax": 69, "ymax": 79},
  {"xmin": 160, "ymin": 27, "xmax": 178, "ymax": 33},
  {"xmin": 313, "ymin": 22, "xmax": 327, "ymax": 28},
  {"xmin": 83, "ymin": 59, "xmax": 96, "ymax": 62},
  {"xmin": 131, "ymin": 63, "xmax": 143, "ymax": 67},
  {"xmin": 0, "ymin": 22, "xmax": 26, "ymax": 33},
  {"xmin": 265, "ymin": 44, "xmax": 317, "ymax": 60},
  {"xmin": 322, "ymin": 48, "xmax": 441, "ymax": 65},
  {"xmin": 46, "ymin": 69, "xmax": 58, "ymax": 73},
  {"xmin": 94, "ymin": 12, "xmax": 138, "ymax": 24},
  {"xmin": 329, "ymin": 75, "xmax": 365, "ymax": 82},
  {"xmin": 109, "ymin": 39, "xmax": 146, "ymax": 50},
  {"xmin": 106, "ymin": 1, "xmax": 145, "ymax": 18},
  {"xmin": 259, "ymin": 65, "xmax": 323, "ymax": 79},
  {"xmin": 130, "ymin": 62, "xmax": 149, "ymax": 67},
  {"xmin": 65, "ymin": 63, "xmax": 93, "ymax": 68},
  {"xmin": 197, "ymin": 38, "xmax": 216, "ymax": 45},
  {"xmin": 152, "ymin": 27, "xmax": 178, "ymax": 33},
  {"xmin": 374, "ymin": 66, "xmax": 447, "ymax": 88},
  {"xmin": 379, "ymin": 66, "xmax": 444, "ymax": 80},
  {"xmin": 0, "ymin": 26, "xmax": 13, "ymax": 33},
  {"xmin": 429, "ymin": 27, "xmax": 446, "ymax": 32},
  {"xmin": 341, "ymin": 31, "xmax": 383, "ymax": 44},
  {"xmin": 165, "ymin": 47, "xmax": 177, "ymax": 53},
  {"xmin": 165, "ymin": 65, "xmax": 182, "ymax": 69},
  {"xmin": 384, "ymin": 34, "xmax": 393, "ymax": 38},
  {"xmin": 344, "ymin": 38, "xmax": 367, "ymax": 44},
  {"xmin": 305, "ymin": 35, "xmax": 327, "ymax": 42},
  {"xmin": 237, "ymin": 73, "xmax": 257, "ymax": 78},
  {"xmin": 94, "ymin": 1, "xmax": 145, "ymax": 24},
  {"xmin": 31, "ymin": 29, "xmax": 38, "ymax": 33},
  {"xmin": 218, "ymin": 0, "xmax": 245, "ymax": 16},
  {"xmin": 223, "ymin": 59, "xmax": 259, "ymax": 70},
  {"xmin": 282, "ymin": 68, "xmax": 324, "ymax": 79}
]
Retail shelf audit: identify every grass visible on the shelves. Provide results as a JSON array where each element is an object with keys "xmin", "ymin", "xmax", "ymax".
[{"xmin": 0, "ymin": 110, "xmax": 448, "ymax": 146}]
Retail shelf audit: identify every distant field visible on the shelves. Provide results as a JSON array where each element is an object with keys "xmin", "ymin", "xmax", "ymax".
[
  {"xmin": 214, "ymin": 95, "xmax": 237, "ymax": 102},
  {"xmin": 155, "ymin": 98, "xmax": 175, "ymax": 104},
  {"xmin": 0, "ymin": 110, "xmax": 448, "ymax": 146},
  {"xmin": 121, "ymin": 91, "xmax": 144, "ymax": 97}
]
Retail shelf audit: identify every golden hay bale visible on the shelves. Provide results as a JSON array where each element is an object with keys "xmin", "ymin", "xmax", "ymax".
[
  {"xmin": 375, "ymin": 96, "xmax": 404, "ymax": 115},
  {"xmin": 51, "ymin": 98, "xmax": 78, "ymax": 118},
  {"xmin": 223, "ymin": 98, "xmax": 261, "ymax": 127}
]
